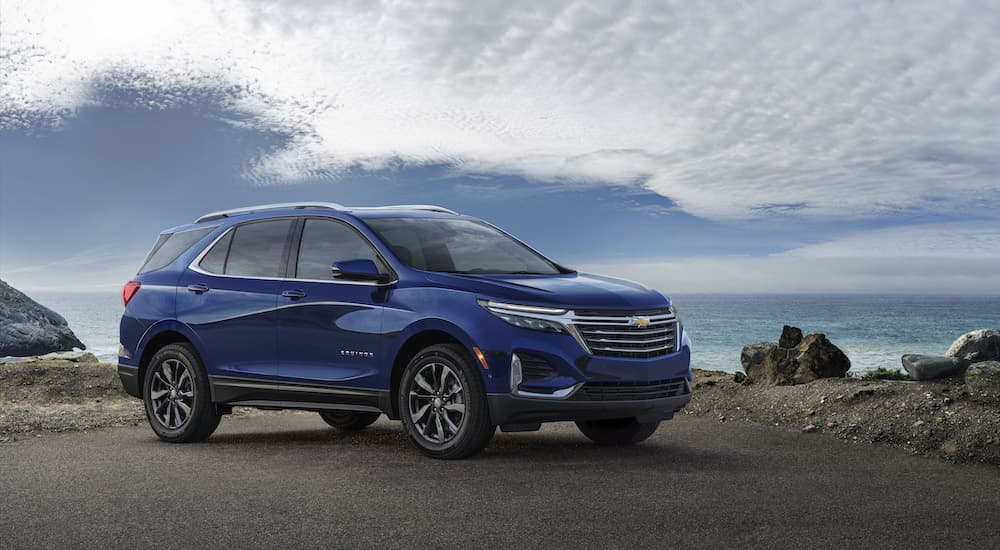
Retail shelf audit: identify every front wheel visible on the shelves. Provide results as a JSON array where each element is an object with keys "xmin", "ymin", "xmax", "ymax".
[
  {"xmin": 398, "ymin": 344, "xmax": 495, "ymax": 459},
  {"xmin": 319, "ymin": 411, "xmax": 381, "ymax": 431},
  {"xmin": 576, "ymin": 417, "xmax": 660, "ymax": 445},
  {"xmin": 143, "ymin": 343, "xmax": 221, "ymax": 443}
]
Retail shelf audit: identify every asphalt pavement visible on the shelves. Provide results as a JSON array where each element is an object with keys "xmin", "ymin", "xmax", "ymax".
[{"xmin": 2, "ymin": 412, "xmax": 998, "ymax": 549}]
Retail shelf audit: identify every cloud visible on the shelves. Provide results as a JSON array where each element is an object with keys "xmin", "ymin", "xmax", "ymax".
[
  {"xmin": 2, "ymin": 0, "xmax": 999, "ymax": 221},
  {"xmin": 577, "ymin": 256, "xmax": 1000, "ymax": 295},
  {"xmin": 778, "ymin": 222, "xmax": 1000, "ymax": 258},
  {"xmin": 577, "ymin": 220, "xmax": 1000, "ymax": 293}
]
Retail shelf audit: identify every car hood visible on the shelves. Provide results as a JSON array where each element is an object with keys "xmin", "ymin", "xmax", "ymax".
[{"xmin": 420, "ymin": 271, "xmax": 670, "ymax": 310}]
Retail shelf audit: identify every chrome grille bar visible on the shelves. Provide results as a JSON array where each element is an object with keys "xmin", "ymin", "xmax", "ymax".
[{"xmin": 570, "ymin": 308, "xmax": 678, "ymax": 358}]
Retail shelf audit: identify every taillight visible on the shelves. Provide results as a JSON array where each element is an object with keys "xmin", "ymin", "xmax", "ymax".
[{"xmin": 123, "ymin": 280, "xmax": 141, "ymax": 306}]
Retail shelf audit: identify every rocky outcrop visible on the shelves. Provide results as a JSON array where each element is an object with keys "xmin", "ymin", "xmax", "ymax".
[
  {"xmin": 779, "ymin": 325, "xmax": 803, "ymax": 348},
  {"xmin": 946, "ymin": 329, "xmax": 1000, "ymax": 363},
  {"xmin": 742, "ymin": 326, "xmax": 851, "ymax": 385},
  {"xmin": 901, "ymin": 354, "xmax": 968, "ymax": 381},
  {"xmin": 741, "ymin": 342, "xmax": 776, "ymax": 372},
  {"xmin": 0, "ymin": 279, "xmax": 85, "ymax": 357}
]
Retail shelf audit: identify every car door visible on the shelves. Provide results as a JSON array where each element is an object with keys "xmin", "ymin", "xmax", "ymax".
[
  {"xmin": 276, "ymin": 217, "xmax": 391, "ymax": 389},
  {"xmin": 177, "ymin": 218, "xmax": 297, "ymax": 379}
]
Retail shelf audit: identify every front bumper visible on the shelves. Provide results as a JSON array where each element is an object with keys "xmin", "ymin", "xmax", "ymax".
[{"xmin": 488, "ymin": 390, "xmax": 691, "ymax": 426}]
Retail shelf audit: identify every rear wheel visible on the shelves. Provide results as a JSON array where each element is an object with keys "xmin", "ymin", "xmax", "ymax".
[
  {"xmin": 398, "ymin": 344, "xmax": 495, "ymax": 459},
  {"xmin": 575, "ymin": 417, "xmax": 660, "ymax": 445},
  {"xmin": 143, "ymin": 343, "xmax": 221, "ymax": 443},
  {"xmin": 319, "ymin": 411, "xmax": 381, "ymax": 431}
]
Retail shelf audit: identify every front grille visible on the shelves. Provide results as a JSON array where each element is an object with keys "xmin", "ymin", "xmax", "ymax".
[
  {"xmin": 572, "ymin": 308, "xmax": 678, "ymax": 358},
  {"xmin": 576, "ymin": 378, "xmax": 689, "ymax": 401}
]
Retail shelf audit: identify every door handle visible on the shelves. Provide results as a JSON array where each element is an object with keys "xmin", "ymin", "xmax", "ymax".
[
  {"xmin": 187, "ymin": 283, "xmax": 209, "ymax": 294},
  {"xmin": 281, "ymin": 289, "xmax": 307, "ymax": 299}
]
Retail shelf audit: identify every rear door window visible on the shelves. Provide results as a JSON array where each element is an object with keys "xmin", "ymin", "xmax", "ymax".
[
  {"xmin": 224, "ymin": 219, "xmax": 295, "ymax": 278},
  {"xmin": 138, "ymin": 226, "xmax": 215, "ymax": 274}
]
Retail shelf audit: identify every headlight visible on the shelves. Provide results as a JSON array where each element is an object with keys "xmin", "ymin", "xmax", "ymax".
[
  {"xmin": 478, "ymin": 299, "xmax": 568, "ymax": 333},
  {"xmin": 670, "ymin": 304, "xmax": 683, "ymax": 328}
]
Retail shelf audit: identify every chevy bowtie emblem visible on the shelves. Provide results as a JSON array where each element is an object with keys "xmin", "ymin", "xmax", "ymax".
[{"xmin": 629, "ymin": 316, "xmax": 651, "ymax": 329}]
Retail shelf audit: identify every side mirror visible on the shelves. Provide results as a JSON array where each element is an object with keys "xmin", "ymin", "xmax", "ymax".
[{"xmin": 331, "ymin": 259, "xmax": 391, "ymax": 283}]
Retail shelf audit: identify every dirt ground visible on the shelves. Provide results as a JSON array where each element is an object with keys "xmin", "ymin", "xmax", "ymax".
[
  {"xmin": 0, "ymin": 360, "xmax": 267, "ymax": 441},
  {"xmin": 2, "ymin": 360, "xmax": 998, "ymax": 465},
  {"xmin": 686, "ymin": 368, "xmax": 1000, "ymax": 465}
]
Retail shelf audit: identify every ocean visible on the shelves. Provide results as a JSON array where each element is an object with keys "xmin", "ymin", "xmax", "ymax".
[{"xmin": 24, "ymin": 291, "xmax": 1000, "ymax": 374}]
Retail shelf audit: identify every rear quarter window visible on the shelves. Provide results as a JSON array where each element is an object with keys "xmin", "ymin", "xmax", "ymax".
[{"xmin": 138, "ymin": 226, "xmax": 216, "ymax": 274}]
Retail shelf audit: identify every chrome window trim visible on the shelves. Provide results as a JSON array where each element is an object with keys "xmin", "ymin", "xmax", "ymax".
[{"xmin": 187, "ymin": 217, "xmax": 398, "ymax": 287}]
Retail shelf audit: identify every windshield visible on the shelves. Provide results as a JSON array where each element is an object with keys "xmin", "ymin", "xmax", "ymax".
[{"xmin": 364, "ymin": 217, "xmax": 562, "ymax": 275}]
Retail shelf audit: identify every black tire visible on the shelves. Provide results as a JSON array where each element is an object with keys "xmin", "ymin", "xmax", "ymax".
[
  {"xmin": 319, "ymin": 411, "xmax": 381, "ymax": 431},
  {"xmin": 575, "ymin": 417, "xmax": 660, "ymax": 445},
  {"xmin": 398, "ymin": 344, "xmax": 495, "ymax": 459},
  {"xmin": 143, "ymin": 343, "xmax": 221, "ymax": 443}
]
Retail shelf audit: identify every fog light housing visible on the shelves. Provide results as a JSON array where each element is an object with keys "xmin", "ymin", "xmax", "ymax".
[{"xmin": 510, "ymin": 353, "xmax": 523, "ymax": 392}]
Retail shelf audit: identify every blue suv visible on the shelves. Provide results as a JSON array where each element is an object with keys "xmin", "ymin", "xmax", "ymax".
[{"xmin": 118, "ymin": 203, "xmax": 691, "ymax": 458}]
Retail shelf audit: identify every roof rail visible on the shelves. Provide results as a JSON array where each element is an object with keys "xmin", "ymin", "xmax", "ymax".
[
  {"xmin": 193, "ymin": 202, "xmax": 459, "ymax": 223},
  {"xmin": 348, "ymin": 204, "xmax": 459, "ymax": 215},
  {"xmin": 194, "ymin": 202, "xmax": 346, "ymax": 223}
]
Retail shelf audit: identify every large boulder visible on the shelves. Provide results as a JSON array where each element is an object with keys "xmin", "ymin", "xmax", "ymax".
[
  {"xmin": 745, "ymin": 331, "xmax": 851, "ymax": 385},
  {"xmin": 741, "ymin": 342, "xmax": 776, "ymax": 373},
  {"xmin": 901, "ymin": 354, "xmax": 968, "ymax": 381},
  {"xmin": 946, "ymin": 329, "xmax": 1000, "ymax": 363},
  {"xmin": 0, "ymin": 279, "xmax": 85, "ymax": 357}
]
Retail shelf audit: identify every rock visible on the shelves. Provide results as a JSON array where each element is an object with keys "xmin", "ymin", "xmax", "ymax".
[
  {"xmin": 901, "ymin": 354, "xmax": 967, "ymax": 381},
  {"xmin": 733, "ymin": 371, "xmax": 748, "ymax": 384},
  {"xmin": 802, "ymin": 424, "xmax": 819, "ymax": 433},
  {"xmin": 751, "ymin": 333, "xmax": 851, "ymax": 385},
  {"xmin": 0, "ymin": 279, "xmax": 85, "ymax": 357},
  {"xmin": 779, "ymin": 325, "xmax": 803, "ymax": 348},
  {"xmin": 741, "ymin": 342, "xmax": 776, "ymax": 372},
  {"xmin": 947, "ymin": 329, "xmax": 1000, "ymax": 363},
  {"xmin": 36, "ymin": 351, "xmax": 100, "ymax": 363}
]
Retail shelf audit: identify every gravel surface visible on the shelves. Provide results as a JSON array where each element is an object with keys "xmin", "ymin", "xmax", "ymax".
[{"xmin": 687, "ymin": 368, "xmax": 1000, "ymax": 465}]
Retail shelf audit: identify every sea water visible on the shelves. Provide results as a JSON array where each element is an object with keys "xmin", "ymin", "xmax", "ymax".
[{"xmin": 24, "ymin": 291, "xmax": 1000, "ymax": 374}]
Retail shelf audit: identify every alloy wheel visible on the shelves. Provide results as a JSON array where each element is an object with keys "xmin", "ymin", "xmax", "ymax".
[
  {"xmin": 408, "ymin": 362, "xmax": 466, "ymax": 444},
  {"xmin": 149, "ymin": 358, "xmax": 194, "ymax": 430}
]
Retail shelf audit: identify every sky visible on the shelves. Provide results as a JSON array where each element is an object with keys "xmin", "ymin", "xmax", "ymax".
[{"xmin": 1, "ymin": 0, "xmax": 999, "ymax": 293}]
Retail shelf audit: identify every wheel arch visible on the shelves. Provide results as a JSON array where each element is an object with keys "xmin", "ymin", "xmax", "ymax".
[
  {"xmin": 387, "ymin": 322, "xmax": 482, "ymax": 420},
  {"xmin": 135, "ymin": 321, "xmax": 204, "ymax": 396}
]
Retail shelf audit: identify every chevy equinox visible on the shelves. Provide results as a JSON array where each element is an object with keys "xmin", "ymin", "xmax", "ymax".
[{"xmin": 118, "ymin": 202, "xmax": 692, "ymax": 459}]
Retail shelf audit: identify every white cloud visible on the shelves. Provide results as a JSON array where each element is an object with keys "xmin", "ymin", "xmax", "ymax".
[{"xmin": 2, "ymin": 0, "xmax": 999, "ymax": 221}]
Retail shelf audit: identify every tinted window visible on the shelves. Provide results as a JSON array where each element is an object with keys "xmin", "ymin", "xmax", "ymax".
[
  {"xmin": 225, "ymin": 219, "xmax": 294, "ymax": 278},
  {"xmin": 138, "ymin": 226, "xmax": 215, "ymax": 274},
  {"xmin": 365, "ymin": 218, "xmax": 560, "ymax": 275},
  {"xmin": 197, "ymin": 230, "xmax": 232, "ymax": 274},
  {"xmin": 296, "ymin": 219, "xmax": 381, "ymax": 280}
]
